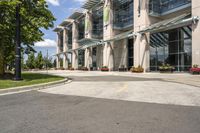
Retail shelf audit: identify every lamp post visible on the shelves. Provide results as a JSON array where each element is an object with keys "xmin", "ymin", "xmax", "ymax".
[{"xmin": 14, "ymin": 3, "xmax": 22, "ymax": 80}]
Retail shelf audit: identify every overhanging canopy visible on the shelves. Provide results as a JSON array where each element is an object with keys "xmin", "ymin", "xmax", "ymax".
[
  {"xmin": 68, "ymin": 11, "xmax": 84, "ymax": 20},
  {"xmin": 59, "ymin": 19, "xmax": 73, "ymax": 27},
  {"xmin": 53, "ymin": 26, "xmax": 63, "ymax": 32},
  {"xmin": 77, "ymin": 38, "xmax": 103, "ymax": 49},
  {"xmin": 104, "ymin": 30, "xmax": 135, "ymax": 43},
  {"xmin": 140, "ymin": 13, "xmax": 199, "ymax": 33},
  {"xmin": 82, "ymin": 0, "xmax": 102, "ymax": 10}
]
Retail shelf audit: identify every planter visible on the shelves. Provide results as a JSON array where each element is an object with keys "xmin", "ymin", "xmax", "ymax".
[
  {"xmin": 159, "ymin": 69, "xmax": 174, "ymax": 73},
  {"xmin": 101, "ymin": 68, "xmax": 109, "ymax": 72},
  {"xmin": 190, "ymin": 68, "xmax": 200, "ymax": 74},
  {"xmin": 130, "ymin": 66, "xmax": 144, "ymax": 73}
]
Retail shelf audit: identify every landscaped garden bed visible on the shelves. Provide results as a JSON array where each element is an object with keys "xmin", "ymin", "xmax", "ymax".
[
  {"xmin": 190, "ymin": 65, "xmax": 200, "ymax": 74},
  {"xmin": 101, "ymin": 66, "xmax": 109, "ymax": 72},
  {"xmin": 130, "ymin": 65, "xmax": 144, "ymax": 73},
  {"xmin": 159, "ymin": 64, "xmax": 175, "ymax": 73}
]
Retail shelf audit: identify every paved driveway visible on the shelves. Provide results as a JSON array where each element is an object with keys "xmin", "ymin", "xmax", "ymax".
[{"xmin": 0, "ymin": 70, "xmax": 200, "ymax": 133}]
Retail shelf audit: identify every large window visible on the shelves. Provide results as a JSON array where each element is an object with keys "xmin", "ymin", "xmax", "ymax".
[
  {"xmin": 113, "ymin": 0, "xmax": 133, "ymax": 29},
  {"xmin": 78, "ymin": 50, "xmax": 85, "ymax": 67},
  {"xmin": 92, "ymin": 7, "xmax": 103, "ymax": 39},
  {"xmin": 68, "ymin": 25, "xmax": 72, "ymax": 49},
  {"xmin": 59, "ymin": 31, "xmax": 63, "ymax": 52},
  {"xmin": 78, "ymin": 17, "xmax": 85, "ymax": 40},
  {"xmin": 149, "ymin": 0, "xmax": 191, "ymax": 16},
  {"xmin": 150, "ymin": 26, "xmax": 192, "ymax": 71}
]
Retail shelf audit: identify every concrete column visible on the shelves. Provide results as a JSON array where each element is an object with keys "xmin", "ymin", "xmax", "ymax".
[
  {"xmin": 63, "ymin": 28, "xmax": 69, "ymax": 69},
  {"xmin": 85, "ymin": 11, "xmax": 93, "ymax": 38},
  {"xmin": 103, "ymin": 0, "xmax": 114, "ymax": 70},
  {"xmin": 84, "ymin": 48, "xmax": 92, "ymax": 69},
  {"xmin": 72, "ymin": 21, "xmax": 79, "ymax": 69},
  {"xmin": 56, "ymin": 55, "xmax": 60, "ymax": 69},
  {"xmin": 133, "ymin": 0, "xmax": 154, "ymax": 72},
  {"xmin": 96, "ymin": 46, "xmax": 103, "ymax": 70},
  {"xmin": 56, "ymin": 32, "xmax": 61, "ymax": 69},
  {"xmin": 192, "ymin": 0, "xmax": 200, "ymax": 66}
]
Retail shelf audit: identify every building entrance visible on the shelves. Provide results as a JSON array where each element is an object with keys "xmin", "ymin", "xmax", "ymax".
[
  {"xmin": 128, "ymin": 39, "xmax": 134, "ymax": 70},
  {"xmin": 150, "ymin": 25, "xmax": 192, "ymax": 71}
]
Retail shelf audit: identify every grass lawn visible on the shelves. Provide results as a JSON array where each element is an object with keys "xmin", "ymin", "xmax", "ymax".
[{"xmin": 0, "ymin": 73, "xmax": 65, "ymax": 89}]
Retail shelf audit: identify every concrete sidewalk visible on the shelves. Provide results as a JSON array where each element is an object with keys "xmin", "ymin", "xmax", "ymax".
[{"xmin": 35, "ymin": 70, "xmax": 200, "ymax": 87}]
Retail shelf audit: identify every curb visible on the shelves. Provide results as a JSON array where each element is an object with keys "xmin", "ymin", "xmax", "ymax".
[{"xmin": 0, "ymin": 78, "xmax": 70, "ymax": 95}]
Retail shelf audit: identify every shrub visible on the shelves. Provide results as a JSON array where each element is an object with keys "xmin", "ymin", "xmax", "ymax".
[
  {"xmin": 101, "ymin": 66, "xmax": 109, "ymax": 71},
  {"xmin": 130, "ymin": 65, "xmax": 144, "ymax": 73},
  {"xmin": 159, "ymin": 64, "xmax": 175, "ymax": 73}
]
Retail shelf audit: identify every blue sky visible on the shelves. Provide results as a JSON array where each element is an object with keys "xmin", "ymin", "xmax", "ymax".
[{"xmin": 34, "ymin": 0, "xmax": 85, "ymax": 58}]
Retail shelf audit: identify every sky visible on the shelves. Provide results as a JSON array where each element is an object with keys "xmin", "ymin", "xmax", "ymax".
[{"xmin": 33, "ymin": 0, "xmax": 86, "ymax": 58}]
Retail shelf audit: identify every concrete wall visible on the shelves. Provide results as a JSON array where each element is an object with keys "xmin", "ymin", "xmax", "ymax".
[{"xmin": 192, "ymin": 0, "xmax": 200, "ymax": 66}]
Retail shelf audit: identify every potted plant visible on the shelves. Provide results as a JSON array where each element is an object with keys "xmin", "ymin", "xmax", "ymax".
[
  {"xmin": 82, "ymin": 67, "xmax": 89, "ymax": 71},
  {"xmin": 190, "ymin": 64, "xmax": 200, "ymax": 74},
  {"xmin": 159, "ymin": 64, "xmax": 175, "ymax": 73},
  {"xmin": 101, "ymin": 66, "xmax": 109, "ymax": 72},
  {"xmin": 130, "ymin": 65, "xmax": 144, "ymax": 73}
]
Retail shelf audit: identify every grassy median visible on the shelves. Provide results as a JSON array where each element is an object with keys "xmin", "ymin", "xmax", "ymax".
[{"xmin": 0, "ymin": 73, "xmax": 65, "ymax": 89}]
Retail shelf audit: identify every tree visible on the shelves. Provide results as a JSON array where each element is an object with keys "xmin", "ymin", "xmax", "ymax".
[
  {"xmin": 26, "ymin": 52, "xmax": 35, "ymax": 69},
  {"xmin": 44, "ymin": 56, "xmax": 53, "ymax": 69},
  {"xmin": 35, "ymin": 51, "xmax": 44, "ymax": 69},
  {"xmin": 0, "ymin": 0, "xmax": 55, "ymax": 75}
]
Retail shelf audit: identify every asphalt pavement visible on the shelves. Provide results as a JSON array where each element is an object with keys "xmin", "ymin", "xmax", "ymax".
[{"xmin": 0, "ymin": 74, "xmax": 200, "ymax": 133}]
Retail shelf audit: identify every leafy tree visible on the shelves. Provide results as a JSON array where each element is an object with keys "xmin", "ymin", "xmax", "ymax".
[
  {"xmin": 35, "ymin": 51, "xmax": 44, "ymax": 69},
  {"xmin": 44, "ymin": 56, "xmax": 53, "ymax": 69},
  {"xmin": 0, "ymin": 0, "xmax": 55, "ymax": 75},
  {"xmin": 26, "ymin": 52, "xmax": 35, "ymax": 69}
]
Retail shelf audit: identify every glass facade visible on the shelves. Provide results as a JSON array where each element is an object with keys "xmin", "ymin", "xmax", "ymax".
[
  {"xmin": 78, "ymin": 50, "xmax": 85, "ymax": 67},
  {"xmin": 92, "ymin": 7, "xmax": 103, "ymax": 39},
  {"xmin": 59, "ymin": 31, "xmax": 63, "ymax": 52},
  {"xmin": 92, "ymin": 47, "xmax": 97, "ymax": 68},
  {"xmin": 113, "ymin": 0, "xmax": 133, "ymax": 29},
  {"xmin": 128, "ymin": 39, "xmax": 134, "ymax": 69},
  {"xmin": 150, "ymin": 25, "xmax": 192, "ymax": 72},
  {"xmin": 68, "ymin": 25, "xmax": 72, "ymax": 50},
  {"xmin": 78, "ymin": 17, "xmax": 85, "ymax": 40},
  {"xmin": 149, "ymin": 0, "xmax": 191, "ymax": 16}
]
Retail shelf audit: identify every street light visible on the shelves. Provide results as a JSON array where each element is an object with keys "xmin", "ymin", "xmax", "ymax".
[{"xmin": 14, "ymin": 3, "xmax": 22, "ymax": 80}]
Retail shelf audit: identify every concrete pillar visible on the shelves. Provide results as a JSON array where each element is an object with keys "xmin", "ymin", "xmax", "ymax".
[
  {"xmin": 85, "ymin": 11, "xmax": 93, "ymax": 38},
  {"xmin": 96, "ymin": 46, "xmax": 103, "ymax": 70},
  {"xmin": 192, "ymin": 0, "xmax": 200, "ymax": 66},
  {"xmin": 133, "ymin": 0, "xmax": 152, "ymax": 72},
  {"xmin": 56, "ymin": 55, "xmax": 60, "ymax": 69},
  {"xmin": 103, "ymin": 0, "xmax": 114, "ymax": 70},
  {"xmin": 84, "ymin": 11, "xmax": 93, "ymax": 69},
  {"xmin": 72, "ymin": 21, "xmax": 79, "ymax": 69},
  {"xmin": 84, "ymin": 48, "xmax": 92, "ymax": 69},
  {"xmin": 63, "ymin": 28, "xmax": 68, "ymax": 69},
  {"xmin": 56, "ymin": 32, "xmax": 61, "ymax": 69}
]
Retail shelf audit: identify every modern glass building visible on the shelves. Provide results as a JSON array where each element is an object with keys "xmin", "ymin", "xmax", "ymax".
[{"xmin": 54, "ymin": 0, "xmax": 199, "ymax": 72}]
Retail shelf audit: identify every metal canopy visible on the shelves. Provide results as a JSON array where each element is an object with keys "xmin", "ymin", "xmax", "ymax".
[
  {"xmin": 140, "ymin": 13, "xmax": 199, "ymax": 33},
  {"xmin": 59, "ymin": 19, "xmax": 73, "ymax": 27},
  {"xmin": 53, "ymin": 26, "xmax": 63, "ymax": 32},
  {"xmin": 82, "ymin": 0, "xmax": 102, "ymax": 10},
  {"xmin": 104, "ymin": 30, "xmax": 135, "ymax": 43},
  {"xmin": 77, "ymin": 38, "xmax": 103, "ymax": 49},
  {"xmin": 68, "ymin": 11, "xmax": 84, "ymax": 20}
]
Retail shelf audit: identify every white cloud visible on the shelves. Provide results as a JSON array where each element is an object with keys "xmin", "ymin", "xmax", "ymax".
[
  {"xmin": 35, "ymin": 39, "xmax": 57, "ymax": 47},
  {"xmin": 46, "ymin": 0, "xmax": 60, "ymax": 6}
]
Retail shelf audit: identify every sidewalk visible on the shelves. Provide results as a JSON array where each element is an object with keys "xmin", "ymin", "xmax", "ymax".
[{"xmin": 34, "ymin": 70, "xmax": 200, "ymax": 88}]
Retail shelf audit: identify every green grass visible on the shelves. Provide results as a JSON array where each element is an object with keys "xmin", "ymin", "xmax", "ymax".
[{"xmin": 0, "ymin": 73, "xmax": 65, "ymax": 89}]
